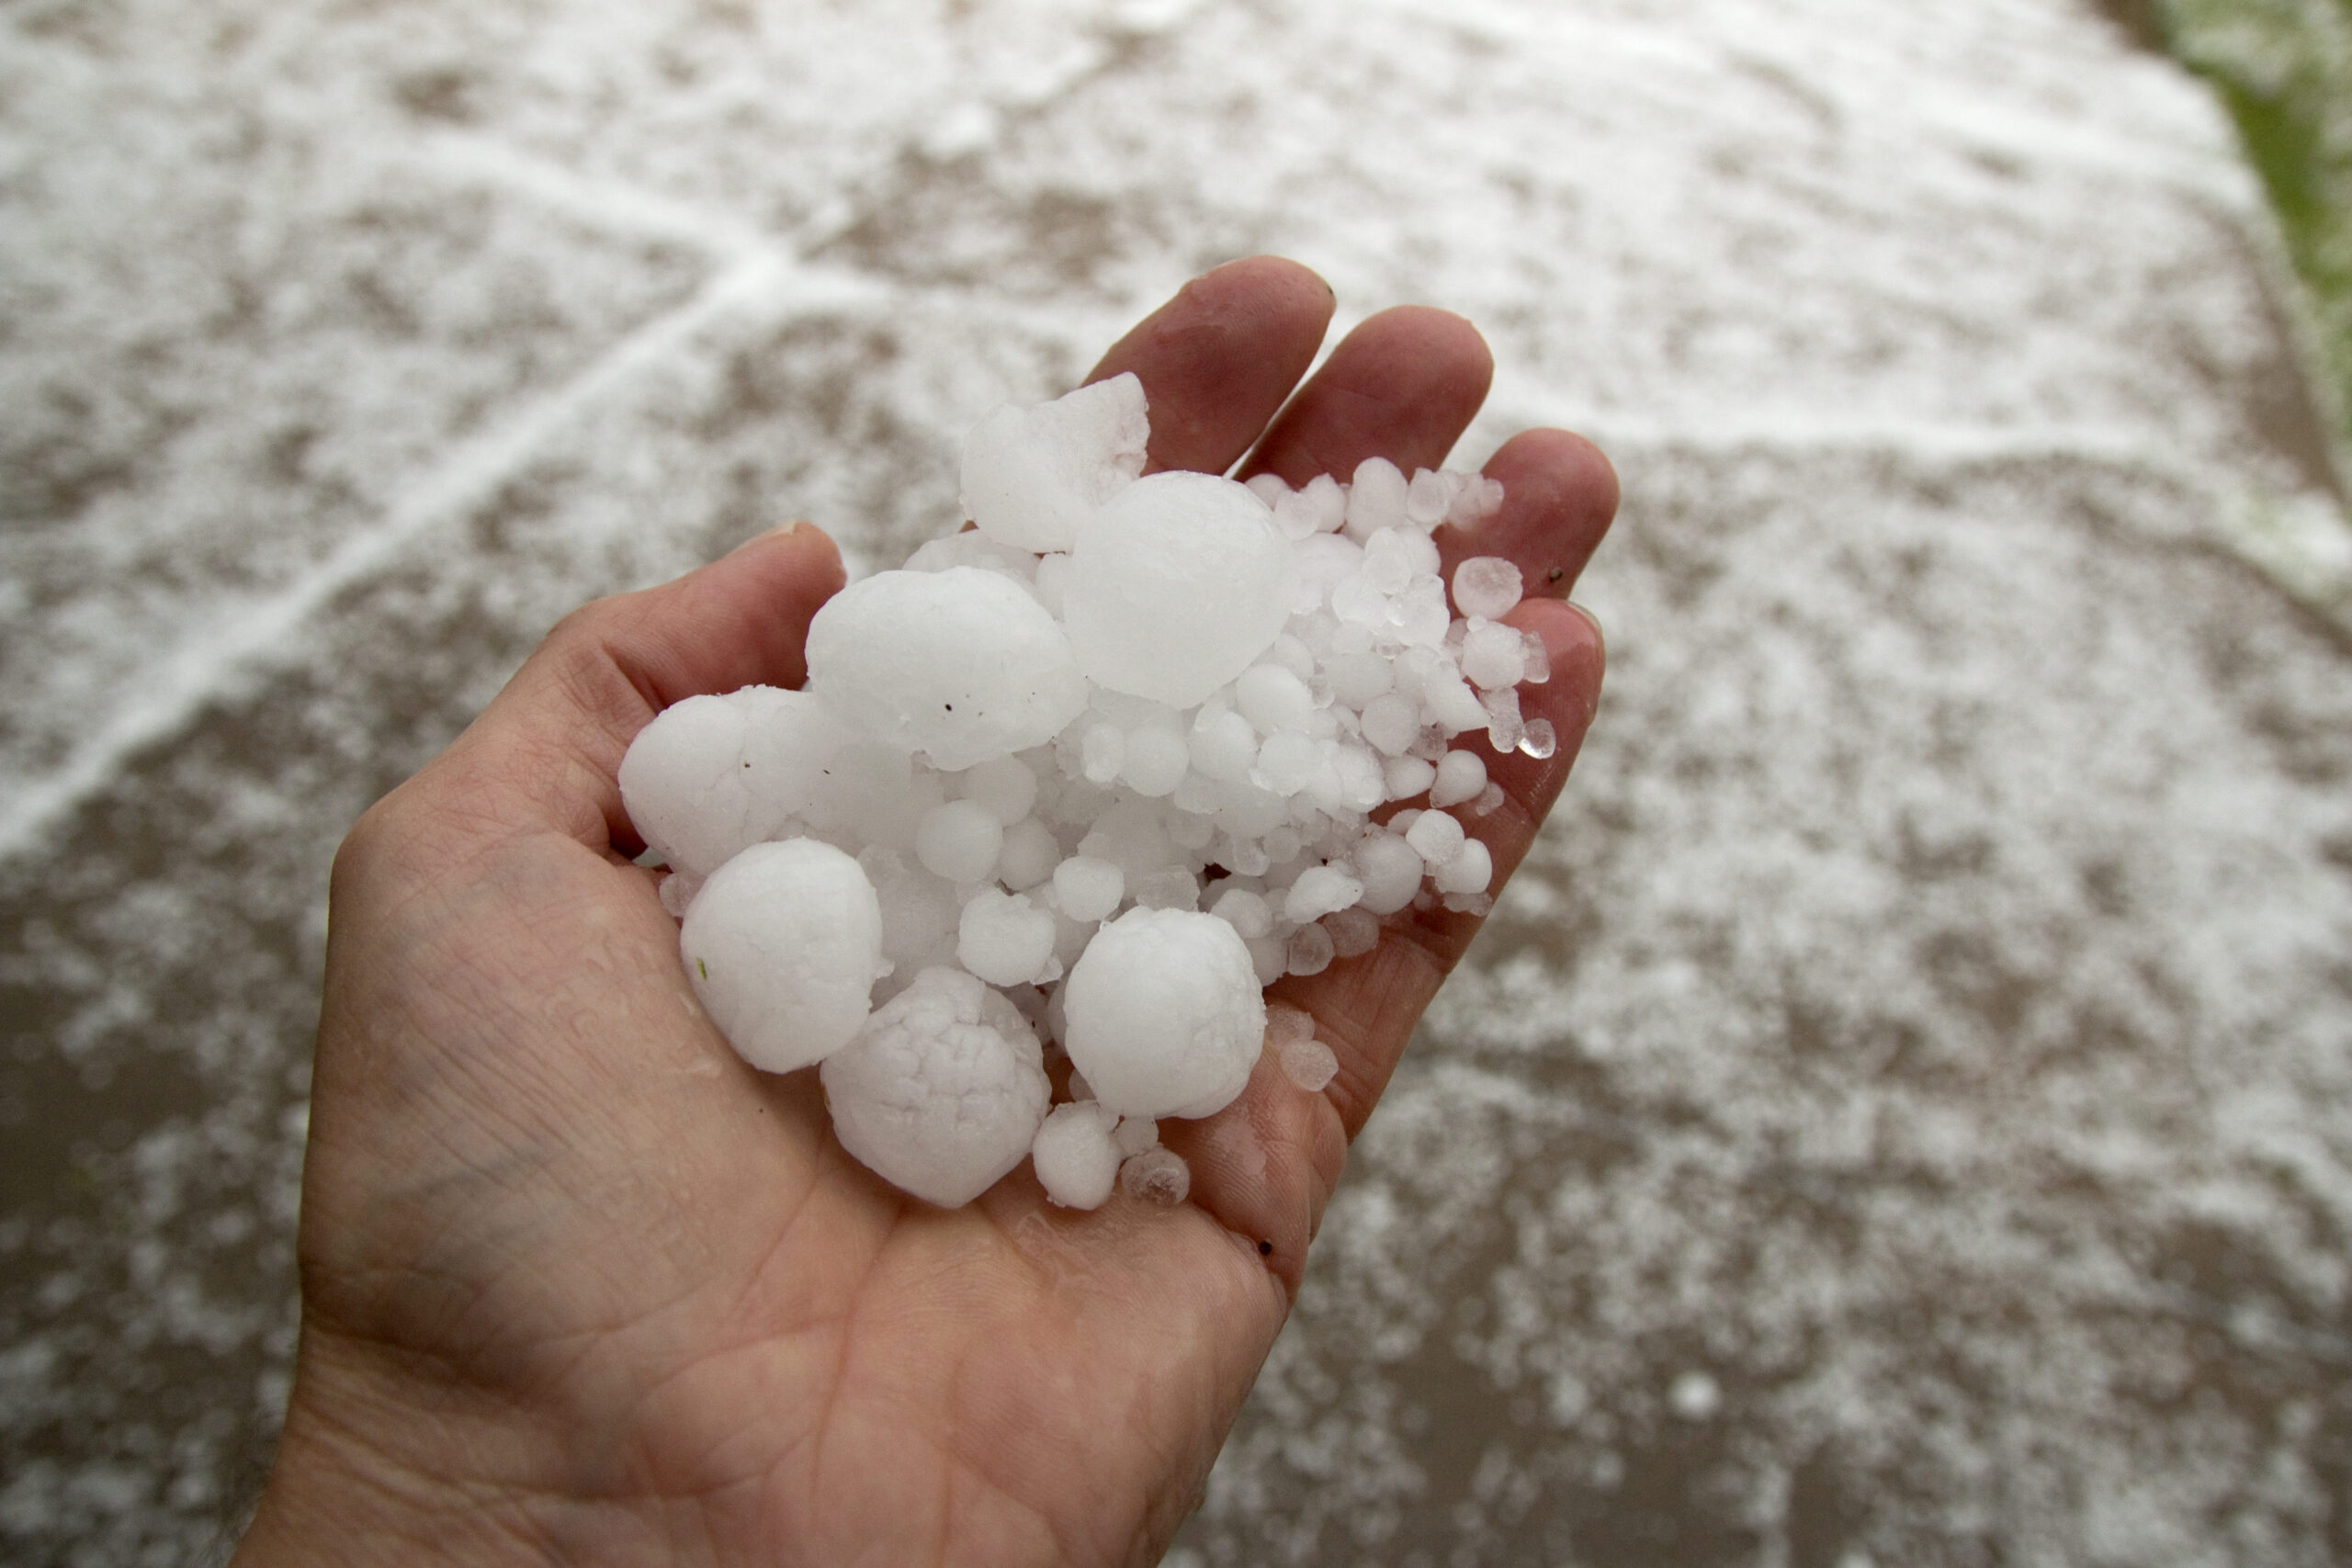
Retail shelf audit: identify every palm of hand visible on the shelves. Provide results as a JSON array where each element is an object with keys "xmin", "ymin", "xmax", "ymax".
[{"xmin": 241, "ymin": 260, "xmax": 1615, "ymax": 1568}]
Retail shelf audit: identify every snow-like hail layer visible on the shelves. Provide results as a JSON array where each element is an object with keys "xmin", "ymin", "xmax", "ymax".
[{"xmin": 620, "ymin": 371, "xmax": 1541, "ymax": 1209}]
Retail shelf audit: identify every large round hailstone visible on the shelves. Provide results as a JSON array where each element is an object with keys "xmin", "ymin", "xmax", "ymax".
[
  {"xmin": 681, "ymin": 839, "xmax": 885, "ymax": 1074},
  {"xmin": 959, "ymin": 373, "xmax": 1149, "ymax": 554},
  {"xmin": 821, "ymin": 966, "xmax": 1051, "ymax": 1207},
  {"xmin": 616, "ymin": 691, "xmax": 808, "ymax": 884},
  {"xmin": 1062, "ymin": 907, "xmax": 1265, "ymax": 1121},
  {"xmin": 806, "ymin": 567, "xmax": 1088, "ymax": 771},
  {"xmin": 1064, "ymin": 471, "xmax": 1292, "ymax": 709}
]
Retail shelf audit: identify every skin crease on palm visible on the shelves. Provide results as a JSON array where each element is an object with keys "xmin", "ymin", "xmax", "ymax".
[{"xmin": 229, "ymin": 256, "xmax": 1619, "ymax": 1568}]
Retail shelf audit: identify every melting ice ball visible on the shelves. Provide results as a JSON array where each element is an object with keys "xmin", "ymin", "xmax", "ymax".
[
  {"xmin": 617, "ymin": 686, "xmax": 867, "ymax": 878},
  {"xmin": 1063, "ymin": 471, "xmax": 1292, "ymax": 708},
  {"xmin": 680, "ymin": 839, "xmax": 884, "ymax": 1074},
  {"xmin": 806, "ymin": 567, "xmax": 1088, "ymax": 771},
  {"xmin": 960, "ymin": 372, "xmax": 1149, "ymax": 554},
  {"xmin": 820, "ymin": 966, "xmax": 1050, "ymax": 1206},
  {"xmin": 1061, "ymin": 907, "xmax": 1265, "ymax": 1121}
]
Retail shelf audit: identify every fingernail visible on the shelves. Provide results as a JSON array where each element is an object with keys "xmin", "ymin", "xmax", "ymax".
[
  {"xmin": 727, "ymin": 520, "xmax": 809, "ymax": 557},
  {"xmin": 1565, "ymin": 600, "xmax": 1604, "ymax": 653}
]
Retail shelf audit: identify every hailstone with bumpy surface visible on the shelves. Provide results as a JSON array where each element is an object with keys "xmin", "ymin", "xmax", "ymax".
[{"xmin": 820, "ymin": 967, "xmax": 1051, "ymax": 1207}]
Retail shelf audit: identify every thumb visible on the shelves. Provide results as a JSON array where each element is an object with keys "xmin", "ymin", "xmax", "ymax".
[{"xmin": 401, "ymin": 523, "xmax": 847, "ymax": 854}]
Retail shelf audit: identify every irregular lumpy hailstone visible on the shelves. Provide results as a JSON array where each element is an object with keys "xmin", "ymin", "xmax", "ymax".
[
  {"xmin": 961, "ymin": 373, "xmax": 1149, "ymax": 554},
  {"xmin": 821, "ymin": 967, "xmax": 1050, "ymax": 1208}
]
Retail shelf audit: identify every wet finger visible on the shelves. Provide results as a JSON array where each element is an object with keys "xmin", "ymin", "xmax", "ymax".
[
  {"xmin": 1082, "ymin": 255, "xmax": 1337, "ymax": 477},
  {"xmin": 1436, "ymin": 427, "xmax": 1620, "ymax": 600},
  {"xmin": 1238, "ymin": 306, "xmax": 1493, "ymax": 486}
]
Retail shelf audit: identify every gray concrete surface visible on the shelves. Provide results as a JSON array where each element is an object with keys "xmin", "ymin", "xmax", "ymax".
[{"xmin": 4, "ymin": 0, "xmax": 2350, "ymax": 1562}]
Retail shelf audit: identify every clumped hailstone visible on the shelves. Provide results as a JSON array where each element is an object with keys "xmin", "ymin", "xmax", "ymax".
[{"xmin": 620, "ymin": 371, "xmax": 1555, "ymax": 1210}]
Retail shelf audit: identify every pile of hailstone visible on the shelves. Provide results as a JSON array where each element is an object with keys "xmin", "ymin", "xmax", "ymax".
[{"xmin": 620, "ymin": 374, "xmax": 1555, "ymax": 1212}]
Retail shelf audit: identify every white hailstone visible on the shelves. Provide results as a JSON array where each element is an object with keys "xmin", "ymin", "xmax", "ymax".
[
  {"xmin": 1286, "ymin": 922, "xmax": 1336, "ymax": 976},
  {"xmin": 1166, "ymin": 807, "xmax": 1216, "ymax": 851},
  {"xmin": 960, "ymin": 755, "xmax": 1038, "ymax": 825},
  {"xmin": 1422, "ymin": 672, "xmax": 1491, "ymax": 734},
  {"xmin": 1324, "ymin": 905, "xmax": 1382, "ymax": 958},
  {"xmin": 1432, "ymin": 837, "xmax": 1493, "ymax": 897},
  {"xmin": 1112, "ymin": 1115, "xmax": 1160, "ymax": 1157},
  {"xmin": 959, "ymin": 372, "xmax": 1148, "ymax": 553},
  {"xmin": 1359, "ymin": 693, "xmax": 1422, "ymax": 757},
  {"xmin": 806, "ymin": 567, "xmax": 1088, "ymax": 771},
  {"xmin": 1344, "ymin": 457, "xmax": 1409, "ymax": 541},
  {"xmin": 620, "ymin": 686, "xmax": 856, "ymax": 877},
  {"xmin": 821, "ymin": 967, "xmax": 1050, "ymax": 1207},
  {"xmin": 1255, "ymin": 731, "xmax": 1322, "ymax": 795},
  {"xmin": 1383, "ymin": 755, "xmax": 1437, "ymax": 801},
  {"xmin": 1051, "ymin": 854, "xmax": 1125, "ymax": 922},
  {"xmin": 1290, "ymin": 533, "xmax": 1364, "ymax": 615},
  {"xmin": 1405, "ymin": 468, "xmax": 1453, "ymax": 528},
  {"xmin": 1265, "ymin": 1005, "xmax": 1316, "ymax": 1049},
  {"xmin": 1405, "ymin": 808, "xmax": 1467, "ymax": 869},
  {"xmin": 1473, "ymin": 781, "xmax": 1508, "ymax": 817},
  {"xmin": 1482, "ymin": 686, "xmax": 1526, "ymax": 753},
  {"xmin": 1188, "ymin": 705, "xmax": 1260, "ymax": 782},
  {"xmin": 1278, "ymin": 1036, "xmax": 1340, "ymax": 1092},
  {"xmin": 902, "ymin": 530, "xmax": 1039, "ymax": 582},
  {"xmin": 1452, "ymin": 557, "xmax": 1524, "ymax": 620},
  {"xmin": 1520, "ymin": 718, "xmax": 1559, "ymax": 760},
  {"xmin": 1429, "ymin": 750, "xmax": 1487, "ymax": 809},
  {"xmin": 1269, "ymin": 487, "xmax": 1322, "ymax": 542},
  {"xmin": 1132, "ymin": 867, "xmax": 1202, "ymax": 911},
  {"xmin": 1333, "ymin": 745, "xmax": 1388, "ymax": 812},
  {"xmin": 862, "ymin": 850, "xmax": 960, "ymax": 986},
  {"xmin": 1065, "ymin": 471, "xmax": 1292, "ymax": 708},
  {"xmin": 1460, "ymin": 620, "xmax": 1529, "ymax": 691},
  {"xmin": 1327, "ymin": 649, "xmax": 1394, "ymax": 708},
  {"xmin": 682, "ymin": 840, "xmax": 885, "ymax": 1074},
  {"xmin": 957, "ymin": 888, "xmax": 1059, "ymax": 987},
  {"xmin": 1283, "ymin": 863, "xmax": 1365, "ymax": 925},
  {"xmin": 916, "ymin": 799, "xmax": 1005, "ymax": 885},
  {"xmin": 1245, "ymin": 472, "xmax": 1291, "ymax": 506},
  {"xmin": 1080, "ymin": 723, "xmax": 1125, "ymax": 784},
  {"xmin": 1120, "ymin": 727, "xmax": 1191, "ymax": 796},
  {"xmin": 1360, "ymin": 527, "xmax": 1422, "ymax": 594},
  {"xmin": 1119, "ymin": 1147, "xmax": 1191, "ymax": 1207},
  {"xmin": 1063, "ymin": 908, "xmax": 1265, "ymax": 1121},
  {"xmin": 1077, "ymin": 797, "xmax": 1172, "ymax": 881},
  {"xmin": 996, "ymin": 818, "xmax": 1060, "ymax": 891},
  {"xmin": 1246, "ymin": 935, "xmax": 1287, "ymax": 985},
  {"xmin": 1237, "ymin": 663, "xmax": 1316, "ymax": 734},
  {"xmin": 1520, "ymin": 627, "xmax": 1552, "ymax": 684},
  {"xmin": 1031, "ymin": 552, "xmax": 1072, "ymax": 616},
  {"xmin": 1208, "ymin": 886, "xmax": 1272, "ymax": 939},
  {"xmin": 1032, "ymin": 1101, "xmax": 1123, "ymax": 1209}
]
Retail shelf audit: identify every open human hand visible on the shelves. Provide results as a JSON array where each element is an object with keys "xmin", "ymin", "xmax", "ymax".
[{"xmin": 232, "ymin": 257, "xmax": 1617, "ymax": 1567}]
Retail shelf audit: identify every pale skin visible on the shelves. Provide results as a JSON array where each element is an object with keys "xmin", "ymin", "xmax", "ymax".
[{"xmin": 232, "ymin": 256, "xmax": 1618, "ymax": 1567}]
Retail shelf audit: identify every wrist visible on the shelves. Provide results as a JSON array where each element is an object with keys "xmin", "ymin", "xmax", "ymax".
[{"xmin": 233, "ymin": 1329, "xmax": 577, "ymax": 1568}]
